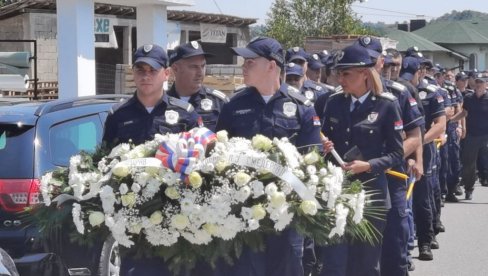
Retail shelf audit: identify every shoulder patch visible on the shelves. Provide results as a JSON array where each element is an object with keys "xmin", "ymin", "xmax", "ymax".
[
  {"xmin": 390, "ymin": 80, "xmax": 407, "ymax": 92},
  {"xmin": 287, "ymin": 86, "xmax": 313, "ymax": 106},
  {"xmin": 168, "ymin": 96, "xmax": 195, "ymax": 112},
  {"xmin": 379, "ymin": 92, "xmax": 397, "ymax": 101},
  {"xmin": 324, "ymin": 84, "xmax": 335, "ymax": 91},
  {"xmin": 110, "ymin": 97, "xmax": 132, "ymax": 114},
  {"xmin": 335, "ymin": 86, "xmax": 344, "ymax": 94}
]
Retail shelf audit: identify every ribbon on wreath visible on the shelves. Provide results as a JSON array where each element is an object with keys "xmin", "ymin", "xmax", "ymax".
[{"xmin": 155, "ymin": 127, "xmax": 216, "ymax": 180}]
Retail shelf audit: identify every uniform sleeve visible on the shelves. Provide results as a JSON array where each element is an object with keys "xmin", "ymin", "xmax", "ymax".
[
  {"xmin": 401, "ymin": 91, "xmax": 425, "ymax": 132},
  {"xmin": 368, "ymin": 102, "xmax": 404, "ymax": 173},
  {"xmin": 430, "ymin": 91, "xmax": 447, "ymax": 119},
  {"xmin": 314, "ymin": 92, "xmax": 331, "ymax": 119},
  {"xmin": 102, "ymin": 112, "xmax": 116, "ymax": 146},
  {"xmin": 296, "ymin": 105, "xmax": 322, "ymax": 153},
  {"xmin": 441, "ymin": 89, "xmax": 452, "ymax": 107},
  {"xmin": 215, "ymin": 102, "xmax": 232, "ymax": 133}
]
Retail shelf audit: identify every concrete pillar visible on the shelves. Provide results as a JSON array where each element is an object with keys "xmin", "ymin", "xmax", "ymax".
[
  {"xmin": 56, "ymin": 0, "xmax": 96, "ymax": 99},
  {"xmin": 136, "ymin": 4, "xmax": 167, "ymax": 48}
]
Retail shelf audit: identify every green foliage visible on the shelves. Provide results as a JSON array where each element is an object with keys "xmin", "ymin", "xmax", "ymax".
[
  {"xmin": 431, "ymin": 10, "xmax": 488, "ymax": 23},
  {"xmin": 264, "ymin": 0, "xmax": 375, "ymax": 48}
]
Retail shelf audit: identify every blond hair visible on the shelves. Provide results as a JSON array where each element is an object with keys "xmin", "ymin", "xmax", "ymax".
[{"xmin": 365, "ymin": 67, "xmax": 384, "ymax": 95}]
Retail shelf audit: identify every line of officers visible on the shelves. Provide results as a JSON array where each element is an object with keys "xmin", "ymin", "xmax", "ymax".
[{"xmin": 101, "ymin": 36, "xmax": 488, "ymax": 276}]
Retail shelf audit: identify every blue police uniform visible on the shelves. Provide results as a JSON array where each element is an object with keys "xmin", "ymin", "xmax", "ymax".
[
  {"xmin": 102, "ymin": 93, "xmax": 199, "ymax": 146},
  {"xmin": 445, "ymin": 81, "xmax": 463, "ymax": 198},
  {"xmin": 381, "ymin": 78, "xmax": 424, "ymax": 276},
  {"xmin": 167, "ymin": 85, "xmax": 228, "ymax": 132},
  {"xmin": 215, "ymin": 83, "xmax": 321, "ymax": 276},
  {"xmin": 301, "ymin": 79, "xmax": 327, "ymax": 103},
  {"xmin": 414, "ymin": 80, "xmax": 446, "ymax": 259},
  {"xmin": 314, "ymin": 83, "xmax": 336, "ymax": 117},
  {"xmin": 317, "ymin": 43, "xmax": 404, "ymax": 276}
]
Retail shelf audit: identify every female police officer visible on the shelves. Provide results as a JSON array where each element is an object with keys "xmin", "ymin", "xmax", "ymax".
[{"xmin": 318, "ymin": 43, "xmax": 404, "ymax": 276}]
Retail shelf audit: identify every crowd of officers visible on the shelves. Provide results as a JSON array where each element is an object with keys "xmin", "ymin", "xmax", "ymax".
[{"xmin": 101, "ymin": 35, "xmax": 488, "ymax": 276}]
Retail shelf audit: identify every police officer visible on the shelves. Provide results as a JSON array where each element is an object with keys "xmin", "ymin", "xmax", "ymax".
[
  {"xmin": 306, "ymin": 53, "xmax": 325, "ymax": 83},
  {"xmin": 451, "ymin": 73, "xmax": 488, "ymax": 199},
  {"xmin": 414, "ymin": 76, "xmax": 447, "ymax": 260},
  {"xmin": 285, "ymin": 62, "xmax": 305, "ymax": 89},
  {"xmin": 102, "ymin": 44, "xmax": 200, "ymax": 276},
  {"xmin": 103, "ymin": 44, "xmax": 199, "ymax": 147},
  {"xmin": 216, "ymin": 36, "xmax": 322, "ymax": 276},
  {"xmin": 318, "ymin": 43, "xmax": 404, "ymax": 276},
  {"xmin": 357, "ymin": 37, "xmax": 424, "ymax": 276},
  {"xmin": 167, "ymin": 41, "xmax": 229, "ymax": 132},
  {"xmin": 286, "ymin": 47, "xmax": 328, "ymax": 103}
]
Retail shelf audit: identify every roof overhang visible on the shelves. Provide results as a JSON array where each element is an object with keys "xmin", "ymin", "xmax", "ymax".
[{"xmin": 96, "ymin": 0, "xmax": 193, "ymax": 7}]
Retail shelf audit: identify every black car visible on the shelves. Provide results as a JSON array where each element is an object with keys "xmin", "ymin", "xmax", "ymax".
[{"xmin": 0, "ymin": 95, "xmax": 130, "ymax": 276}]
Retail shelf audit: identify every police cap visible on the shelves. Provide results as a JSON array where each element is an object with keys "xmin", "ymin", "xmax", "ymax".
[
  {"xmin": 400, "ymin": 56, "xmax": 421, "ymax": 81},
  {"xmin": 133, "ymin": 44, "xmax": 168, "ymax": 69},
  {"xmin": 168, "ymin": 41, "xmax": 213, "ymax": 65},
  {"xmin": 333, "ymin": 44, "xmax": 375, "ymax": 69},
  {"xmin": 232, "ymin": 36, "xmax": 285, "ymax": 68}
]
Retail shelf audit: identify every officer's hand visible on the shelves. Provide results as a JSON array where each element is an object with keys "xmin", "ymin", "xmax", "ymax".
[
  {"xmin": 344, "ymin": 160, "xmax": 371, "ymax": 174},
  {"xmin": 456, "ymin": 126, "xmax": 462, "ymax": 139},
  {"xmin": 440, "ymin": 134, "xmax": 447, "ymax": 145},
  {"xmin": 321, "ymin": 137, "xmax": 334, "ymax": 154},
  {"xmin": 461, "ymin": 128, "xmax": 466, "ymax": 140}
]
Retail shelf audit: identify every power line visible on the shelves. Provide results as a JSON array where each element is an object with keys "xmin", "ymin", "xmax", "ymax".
[
  {"xmin": 352, "ymin": 4, "xmax": 435, "ymax": 18},
  {"xmin": 212, "ymin": 0, "xmax": 223, "ymax": 14}
]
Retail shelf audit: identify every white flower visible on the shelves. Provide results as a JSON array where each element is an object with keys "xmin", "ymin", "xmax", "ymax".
[
  {"xmin": 328, "ymin": 203, "xmax": 349, "ymax": 238},
  {"xmin": 280, "ymin": 181, "xmax": 293, "ymax": 195},
  {"xmin": 88, "ymin": 211, "xmax": 105, "ymax": 227},
  {"xmin": 202, "ymin": 223, "xmax": 219, "ymax": 236},
  {"xmin": 149, "ymin": 211, "xmax": 163, "ymax": 225},
  {"xmin": 352, "ymin": 190, "xmax": 366, "ymax": 224},
  {"xmin": 131, "ymin": 183, "xmax": 141, "ymax": 193},
  {"xmin": 269, "ymin": 192, "xmax": 286, "ymax": 208},
  {"xmin": 128, "ymin": 223, "xmax": 142, "ymax": 234},
  {"xmin": 171, "ymin": 214, "xmax": 189, "ymax": 230},
  {"xmin": 216, "ymin": 130, "xmax": 229, "ymax": 143},
  {"xmin": 306, "ymin": 165, "xmax": 317, "ymax": 176},
  {"xmin": 112, "ymin": 163, "xmax": 130, "ymax": 178},
  {"xmin": 145, "ymin": 165, "xmax": 161, "ymax": 176},
  {"xmin": 108, "ymin": 143, "xmax": 131, "ymax": 158},
  {"xmin": 265, "ymin": 183, "xmax": 278, "ymax": 195},
  {"xmin": 248, "ymin": 219, "xmax": 259, "ymax": 231},
  {"xmin": 72, "ymin": 203, "xmax": 85, "ymax": 234},
  {"xmin": 250, "ymin": 180, "xmax": 265, "ymax": 198},
  {"xmin": 252, "ymin": 134, "xmax": 273, "ymax": 151},
  {"xmin": 40, "ymin": 172, "xmax": 53, "ymax": 206},
  {"xmin": 309, "ymin": 175, "xmax": 319, "ymax": 186},
  {"xmin": 300, "ymin": 200, "xmax": 318, "ymax": 216},
  {"xmin": 235, "ymin": 186, "xmax": 251, "ymax": 202},
  {"xmin": 233, "ymin": 171, "xmax": 251, "ymax": 186},
  {"xmin": 293, "ymin": 169, "xmax": 305, "ymax": 180},
  {"xmin": 100, "ymin": 186, "xmax": 116, "ymax": 214},
  {"xmin": 165, "ymin": 186, "xmax": 180, "ymax": 200},
  {"xmin": 241, "ymin": 207, "xmax": 252, "ymax": 220},
  {"xmin": 251, "ymin": 204, "xmax": 266, "ymax": 220},
  {"xmin": 319, "ymin": 168, "xmax": 328, "ymax": 176},
  {"xmin": 189, "ymin": 172, "xmax": 203, "ymax": 189},
  {"xmin": 162, "ymin": 172, "xmax": 179, "ymax": 186},
  {"xmin": 119, "ymin": 183, "xmax": 129, "ymax": 195},
  {"xmin": 304, "ymin": 151, "xmax": 320, "ymax": 165},
  {"xmin": 121, "ymin": 192, "xmax": 136, "ymax": 208},
  {"xmin": 215, "ymin": 160, "xmax": 228, "ymax": 172}
]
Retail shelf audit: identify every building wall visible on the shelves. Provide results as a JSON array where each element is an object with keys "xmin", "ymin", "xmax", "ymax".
[
  {"xmin": 29, "ymin": 13, "xmax": 58, "ymax": 81},
  {"xmin": 441, "ymin": 44, "xmax": 488, "ymax": 71}
]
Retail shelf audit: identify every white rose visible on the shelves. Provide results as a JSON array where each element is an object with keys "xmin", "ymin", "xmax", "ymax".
[
  {"xmin": 234, "ymin": 171, "xmax": 251, "ymax": 186},
  {"xmin": 265, "ymin": 183, "xmax": 278, "ymax": 195},
  {"xmin": 304, "ymin": 151, "xmax": 320, "ymax": 165},
  {"xmin": 216, "ymin": 130, "xmax": 229, "ymax": 143},
  {"xmin": 270, "ymin": 192, "xmax": 286, "ymax": 208},
  {"xmin": 252, "ymin": 134, "xmax": 273, "ymax": 151},
  {"xmin": 88, "ymin": 211, "xmax": 105, "ymax": 227},
  {"xmin": 188, "ymin": 172, "xmax": 203, "ymax": 189},
  {"xmin": 121, "ymin": 192, "xmax": 137, "ymax": 208},
  {"xmin": 128, "ymin": 223, "xmax": 142, "ymax": 234},
  {"xmin": 248, "ymin": 219, "xmax": 259, "ymax": 230},
  {"xmin": 171, "ymin": 214, "xmax": 189, "ymax": 230},
  {"xmin": 250, "ymin": 180, "xmax": 265, "ymax": 198},
  {"xmin": 307, "ymin": 165, "xmax": 317, "ymax": 176},
  {"xmin": 165, "ymin": 186, "xmax": 180, "ymax": 200},
  {"xmin": 149, "ymin": 211, "xmax": 163, "ymax": 225},
  {"xmin": 215, "ymin": 160, "xmax": 228, "ymax": 172},
  {"xmin": 112, "ymin": 163, "xmax": 130, "ymax": 178},
  {"xmin": 300, "ymin": 200, "xmax": 318, "ymax": 216},
  {"xmin": 319, "ymin": 168, "xmax": 328, "ymax": 176},
  {"xmin": 119, "ymin": 183, "xmax": 129, "ymax": 195},
  {"xmin": 202, "ymin": 223, "xmax": 219, "ymax": 235},
  {"xmin": 236, "ymin": 186, "xmax": 251, "ymax": 202},
  {"xmin": 251, "ymin": 204, "xmax": 266, "ymax": 220}
]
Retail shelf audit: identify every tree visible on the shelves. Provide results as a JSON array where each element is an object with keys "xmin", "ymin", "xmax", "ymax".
[{"xmin": 264, "ymin": 0, "xmax": 374, "ymax": 48}]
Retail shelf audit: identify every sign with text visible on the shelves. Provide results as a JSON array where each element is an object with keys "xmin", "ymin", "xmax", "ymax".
[
  {"xmin": 94, "ymin": 16, "xmax": 118, "ymax": 48},
  {"xmin": 200, "ymin": 23, "xmax": 227, "ymax": 43}
]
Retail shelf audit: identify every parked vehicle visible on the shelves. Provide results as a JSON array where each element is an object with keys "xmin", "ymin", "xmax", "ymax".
[
  {"xmin": 0, "ymin": 247, "xmax": 19, "ymax": 276},
  {"xmin": 0, "ymin": 95, "xmax": 130, "ymax": 275}
]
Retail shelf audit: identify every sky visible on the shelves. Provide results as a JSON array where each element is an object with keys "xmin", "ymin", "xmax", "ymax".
[{"xmin": 171, "ymin": 0, "xmax": 488, "ymax": 25}]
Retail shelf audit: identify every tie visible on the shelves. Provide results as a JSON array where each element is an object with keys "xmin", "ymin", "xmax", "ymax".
[{"xmin": 352, "ymin": 100, "xmax": 361, "ymax": 113}]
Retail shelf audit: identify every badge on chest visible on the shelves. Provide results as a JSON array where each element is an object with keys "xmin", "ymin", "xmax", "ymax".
[
  {"xmin": 165, "ymin": 110, "xmax": 179, "ymax": 125},
  {"xmin": 200, "ymin": 99, "xmax": 213, "ymax": 111},
  {"xmin": 367, "ymin": 112, "xmax": 378, "ymax": 123},
  {"xmin": 304, "ymin": 90, "xmax": 315, "ymax": 100},
  {"xmin": 283, "ymin": 102, "xmax": 297, "ymax": 117}
]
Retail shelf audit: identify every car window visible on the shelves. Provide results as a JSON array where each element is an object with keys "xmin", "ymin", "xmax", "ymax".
[
  {"xmin": 0, "ymin": 124, "xmax": 35, "ymax": 178},
  {"xmin": 50, "ymin": 115, "xmax": 102, "ymax": 166}
]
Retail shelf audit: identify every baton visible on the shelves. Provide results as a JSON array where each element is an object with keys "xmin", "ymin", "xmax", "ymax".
[{"xmin": 406, "ymin": 174, "xmax": 416, "ymax": 200}]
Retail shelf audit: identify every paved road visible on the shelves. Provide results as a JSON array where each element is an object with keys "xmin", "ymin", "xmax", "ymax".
[{"xmin": 410, "ymin": 182, "xmax": 488, "ymax": 276}]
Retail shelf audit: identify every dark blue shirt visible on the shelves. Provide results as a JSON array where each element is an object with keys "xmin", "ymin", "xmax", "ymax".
[
  {"xmin": 463, "ymin": 92, "xmax": 488, "ymax": 137},
  {"xmin": 215, "ymin": 83, "xmax": 321, "ymax": 151},
  {"xmin": 417, "ymin": 81, "xmax": 446, "ymax": 132},
  {"xmin": 103, "ymin": 93, "xmax": 199, "ymax": 146},
  {"xmin": 313, "ymin": 83, "xmax": 336, "ymax": 118},
  {"xmin": 301, "ymin": 80, "xmax": 326, "ymax": 103},
  {"xmin": 385, "ymin": 79, "xmax": 425, "ymax": 132},
  {"xmin": 167, "ymin": 84, "xmax": 228, "ymax": 132}
]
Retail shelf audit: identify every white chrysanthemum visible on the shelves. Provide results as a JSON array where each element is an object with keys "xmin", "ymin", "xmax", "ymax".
[
  {"xmin": 250, "ymin": 180, "xmax": 265, "ymax": 198},
  {"xmin": 100, "ymin": 186, "xmax": 116, "ymax": 214},
  {"xmin": 352, "ymin": 190, "xmax": 366, "ymax": 224},
  {"xmin": 235, "ymin": 186, "xmax": 251, "ymax": 202},
  {"xmin": 265, "ymin": 183, "xmax": 278, "ymax": 195},
  {"xmin": 119, "ymin": 183, "xmax": 129, "ymax": 195},
  {"xmin": 307, "ymin": 165, "xmax": 317, "ymax": 176},
  {"xmin": 40, "ymin": 172, "xmax": 53, "ymax": 206},
  {"xmin": 72, "ymin": 203, "xmax": 85, "ymax": 234},
  {"xmin": 108, "ymin": 143, "xmax": 131, "ymax": 158},
  {"xmin": 328, "ymin": 203, "xmax": 349, "ymax": 238}
]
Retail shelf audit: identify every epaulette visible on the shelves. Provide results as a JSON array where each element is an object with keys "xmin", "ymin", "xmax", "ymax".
[
  {"xmin": 206, "ymin": 87, "xmax": 229, "ymax": 103},
  {"xmin": 379, "ymin": 92, "xmax": 397, "ymax": 101},
  {"xmin": 335, "ymin": 86, "xmax": 344, "ymax": 94},
  {"xmin": 323, "ymin": 83, "xmax": 335, "ymax": 91},
  {"xmin": 426, "ymin": 84, "xmax": 438, "ymax": 93},
  {"xmin": 424, "ymin": 75, "xmax": 435, "ymax": 81},
  {"xmin": 168, "ymin": 96, "xmax": 195, "ymax": 112},
  {"xmin": 287, "ymin": 85, "xmax": 313, "ymax": 106},
  {"xmin": 386, "ymin": 80, "xmax": 407, "ymax": 93},
  {"xmin": 109, "ymin": 97, "xmax": 132, "ymax": 114}
]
